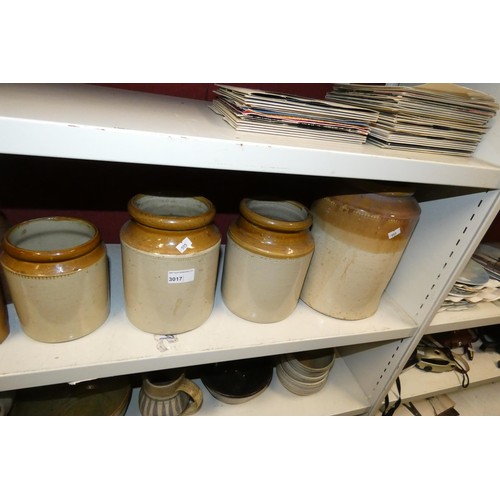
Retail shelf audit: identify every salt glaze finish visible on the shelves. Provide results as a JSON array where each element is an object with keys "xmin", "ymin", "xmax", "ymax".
[
  {"xmin": 221, "ymin": 198, "xmax": 314, "ymax": 323},
  {"xmin": 276, "ymin": 348, "xmax": 336, "ymax": 396},
  {"xmin": 120, "ymin": 194, "xmax": 221, "ymax": 334},
  {"xmin": 139, "ymin": 369, "xmax": 203, "ymax": 416},
  {"xmin": 0, "ymin": 217, "xmax": 109, "ymax": 342},
  {"xmin": 300, "ymin": 192, "xmax": 421, "ymax": 320}
]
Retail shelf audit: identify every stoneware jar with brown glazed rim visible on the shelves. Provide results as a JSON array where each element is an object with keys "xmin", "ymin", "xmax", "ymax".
[
  {"xmin": 0, "ymin": 217, "xmax": 110, "ymax": 342},
  {"xmin": 139, "ymin": 368, "xmax": 203, "ymax": 416},
  {"xmin": 221, "ymin": 198, "xmax": 314, "ymax": 323},
  {"xmin": 300, "ymin": 190, "xmax": 421, "ymax": 320},
  {"xmin": 120, "ymin": 194, "xmax": 221, "ymax": 334}
]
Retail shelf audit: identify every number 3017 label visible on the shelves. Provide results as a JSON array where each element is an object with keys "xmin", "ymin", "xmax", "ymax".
[{"xmin": 168, "ymin": 269, "xmax": 195, "ymax": 284}]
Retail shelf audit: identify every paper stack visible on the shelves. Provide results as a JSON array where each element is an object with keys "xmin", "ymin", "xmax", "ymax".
[
  {"xmin": 210, "ymin": 84, "xmax": 379, "ymax": 144},
  {"xmin": 325, "ymin": 83, "xmax": 499, "ymax": 156}
]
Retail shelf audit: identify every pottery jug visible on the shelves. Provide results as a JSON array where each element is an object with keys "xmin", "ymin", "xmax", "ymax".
[
  {"xmin": 221, "ymin": 198, "xmax": 314, "ymax": 323},
  {"xmin": 300, "ymin": 191, "xmax": 421, "ymax": 320},
  {"xmin": 0, "ymin": 217, "xmax": 110, "ymax": 342},
  {"xmin": 139, "ymin": 368, "xmax": 203, "ymax": 416},
  {"xmin": 120, "ymin": 194, "xmax": 221, "ymax": 334}
]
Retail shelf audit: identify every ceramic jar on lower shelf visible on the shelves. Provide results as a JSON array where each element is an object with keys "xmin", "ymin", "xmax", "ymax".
[
  {"xmin": 221, "ymin": 198, "xmax": 314, "ymax": 323},
  {"xmin": 300, "ymin": 191, "xmax": 421, "ymax": 320},
  {"xmin": 120, "ymin": 194, "xmax": 221, "ymax": 334},
  {"xmin": 0, "ymin": 217, "xmax": 110, "ymax": 342}
]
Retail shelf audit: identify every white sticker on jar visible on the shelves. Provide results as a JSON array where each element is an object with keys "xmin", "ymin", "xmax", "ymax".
[
  {"xmin": 388, "ymin": 227, "xmax": 401, "ymax": 239},
  {"xmin": 168, "ymin": 269, "xmax": 195, "ymax": 284},
  {"xmin": 176, "ymin": 237, "xmax": 194, "ymax": 253}
]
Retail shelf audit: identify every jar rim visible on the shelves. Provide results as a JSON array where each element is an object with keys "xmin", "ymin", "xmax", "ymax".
[
  {"xmin": 128, "ymin": 194, "xmax": 216, "ymax": 230},
  {"xmin": 240, "ymin": 198, "xmax": 313, "ymax": 232},
  {"xmin": 2, "ymin": 217, "xmax": 101, "ymax": 263}
]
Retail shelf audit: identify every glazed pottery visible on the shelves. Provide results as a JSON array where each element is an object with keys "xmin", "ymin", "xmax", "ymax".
[
  {"xmin": 0, "ymin": 390, "xmax": 15, "ymax": 416},
  {"xmin": 276, "ymin": 348, "xmax": 336, "ymax": 396},
  {"xmin": 10, "ymin": 376, "xmax": 131, "ymax": 416},
  {"xmin": 0, "ymin": 217, "xmax": 110, "ymax": 342},
  {"xmin": 0, "ymin": 209, "xmax": 11, "ymax": 304},
  {"xmin": 221, "ymin": 198, "xmax": 314, "ymax": 323},
  {"xmin": 301, "ymin": 191, "xmax": 421, "ymax": 320},
  {"xmin": 0, "ymin": 285, "xmax": 8, "ymax": 344},
  {"xmin": 201, "ymin": 357, "xmax": 274, "ymax": 404},
  {"xmin": 120, "ymin": 194, "xmax": 221, "ymax": 334},
  {"xmin": 139, "ymin": 368, "xmax": 203, "ymax": 416}
]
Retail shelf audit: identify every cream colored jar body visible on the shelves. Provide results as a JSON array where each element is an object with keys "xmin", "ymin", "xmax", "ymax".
[
  {"xmin": 120, "ymin": 195, "xmax": 221, "ymax": 334},
  {"xmin": 300, "ymin": 192, "xmax": 421, "ymax": 320},
  {"xmin": 0, "ymin": 217, "xmax": 109, "ymax": 342},
  {"xmin": 221, "ymin": 198, "xmax": 314, "ymax": 323}
]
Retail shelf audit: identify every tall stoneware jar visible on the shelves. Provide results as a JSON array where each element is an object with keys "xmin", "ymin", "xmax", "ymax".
[
  {"xmin": 0, "ymin": 217, "xmax": 110, "ymax": 342},
  {"xmin": 300, "ymin": 191, "xmax": 421, "ymax": 320},
  {"xmin": 221, "ymin": 198, "xmax": 314, "ymax": 323},
  {"xmin": 120, "ymin": 194, "xmax": 221, "ymax": 334}
]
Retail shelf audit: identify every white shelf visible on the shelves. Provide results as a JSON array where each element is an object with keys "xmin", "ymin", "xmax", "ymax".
[
  {"xmin": 428, "ymin": 301, "xmax": 500, "ymax": 334},
  {"xmin": 0, "ymin": 244, "xmax": 416, "ymax": 392},
  {"xmin": 0, "ymin": 83, "xmax": 498, "ymax": 189},
  {"xmin": 396, "ymin": 342, "xmax": 500, "ymax": 403},
  {"xmin": 125, "ymin": 357, "xmax": 370, "ymax": 416}
]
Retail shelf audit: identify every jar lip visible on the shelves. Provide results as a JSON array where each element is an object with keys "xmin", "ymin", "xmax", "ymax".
[
  {"xmin": 240, "ymin": 198, "xmax": 313, "ymax": 232},
  {"xmin": 128, "ymin": 194, "xmax": 216, "ymax": 230},
  {"xmin": 2, "ymin": 216, "xmax": 101, "ymax": 263}
]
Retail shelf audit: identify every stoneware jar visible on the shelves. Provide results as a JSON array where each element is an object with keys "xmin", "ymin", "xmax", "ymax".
[
  {"xmin": 0, "ymin": 286, "xmax": 8, "ymax": 344},
  {"xmin": 120, "ymin": 194, "xmax": 221, "ymax": 334},
  {"xmin": 139, "ymin": 368, "xmax": 203, "ymax": 416},
  {"xmin": 300, "ymin": 191, "xmax": 421, "ymax": 320},
  {"xmin": 0, "ymin": 217, "xmax": 110, "ymax": 342},
  {"xmin": 221, "ymin": 198, "xmax": 314, "ymax": 323}
]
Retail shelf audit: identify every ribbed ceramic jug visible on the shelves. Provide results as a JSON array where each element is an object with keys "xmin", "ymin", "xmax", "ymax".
[
  {"xmin": 300, "ymin": 191, "xmax": 421, "ymax": 320},
  {"xmin": 139, "ymin": 369, "xmax": 203, "ymax": 416},
  {"xmin": 120, "ymin": 194, "xmax": 221, "ymax": 334},
  {"xmin": 0, "ymin": 217, "xmax": 110, "ymax": 342},
  {"xmin": 221, "ymin": 198, "xmax": 314, "ymax": 323}
]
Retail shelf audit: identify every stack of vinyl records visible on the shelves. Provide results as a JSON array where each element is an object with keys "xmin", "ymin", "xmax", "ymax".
[
  {"xmin": 439, "ymin": 254, "xmax": 500, "ymax": 312},
  {"xmin": 210, "ymin": 84, "xmax": 379, "ymax": 144},
  {"xmin": 325, "ymin": 83, "xmax": 499, "ymax": 156}
]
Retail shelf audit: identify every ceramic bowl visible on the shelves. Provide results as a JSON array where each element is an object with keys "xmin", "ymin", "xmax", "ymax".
[
  {"xmin": 280, "ymin": 358, "xmax": 330, "ymax": 384},
  {"xmin": 276, "ymin": 348, "xmax": 336, "ymax": 396},
  {"xmin": 276, "ymin": 364, "xmax": 329, "ymax": 396},
  {"xmin": 285, "ymin": 348, "xmax": 336, "ymax": 376},
  {"xmin": 201, "ymin": 357, "xmax": 273, "ymax": 404},
  {"xmin": 10, "ymin": 376, "xmax": 132, "ymax": 416}
]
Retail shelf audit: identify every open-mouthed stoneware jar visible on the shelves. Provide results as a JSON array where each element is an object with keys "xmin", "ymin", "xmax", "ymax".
[
  {"xmin": 120, "ymin": 194, "xmax": 221, "ymax": 334},
  {"xmin": 0, "ymin": 217, "xmax": 110, "ymax": 342},
  {"xmin": 221, "ymin": 198, "xmax": 314, "ymax": 323},
  {"xmin": 300, "ymin": 191, "xmax": 421, "ymax": 320}
]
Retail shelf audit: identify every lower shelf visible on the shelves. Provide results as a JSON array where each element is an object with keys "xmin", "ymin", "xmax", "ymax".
[
  {"xmin": 393, "ymin": 341, "xmax": 500, "ymax": 403},
  {"xmin": 125, "ymin": 355, "xmax": 371, "ymax": 416},
  {"xmin": 0, "ymin": 243, "xmax": 415, "ymax": 392}
]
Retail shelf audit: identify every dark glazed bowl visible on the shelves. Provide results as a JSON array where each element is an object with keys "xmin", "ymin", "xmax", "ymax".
[{"xmin": 201, "ymin": 357, "xmax": 273, "ymax": 404}]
